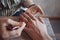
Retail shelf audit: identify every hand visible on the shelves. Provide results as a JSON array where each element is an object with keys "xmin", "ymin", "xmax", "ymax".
[
  {"xmin": 20, "ymin": 12, "xmax": 52, "ymax": 40},
  {"xmin": 0, "ymin": 18, "xmax": 26, "ymax": 39},
  {"xmin": 26, "ymin": 5, "xmax": 44, "ymax": 15}
]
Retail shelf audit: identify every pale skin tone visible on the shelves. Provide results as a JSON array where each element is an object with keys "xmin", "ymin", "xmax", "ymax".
[
  {"xmin": 27, "ymin": 5, "xmax": 44, "ymax": 15},
  {"xmin": 0, "ymin": 0, "xmax": 52, "ymax": 40},
  {"xmin": 0, "ymin": 5, "xmax": 52, "ymax": 40},
  {"xmin": 0, "ymin": 18, "xmax": 26, "ymax": 39},
  {"xmin": 0, "ymin": 12, "xmax": 52, "ymax": 40},
  {"xmin": 20, "ymin": 13, "xmax": 52, "ymax": 40},
  {"xmin": 0, "ymin": 11, "xmax": 52, "ymax": 40}
]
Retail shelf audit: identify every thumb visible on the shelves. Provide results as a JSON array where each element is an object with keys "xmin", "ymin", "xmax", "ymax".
[{"xmin": 20, "ymin": 22, "xmax": 26, "ymax": 31}]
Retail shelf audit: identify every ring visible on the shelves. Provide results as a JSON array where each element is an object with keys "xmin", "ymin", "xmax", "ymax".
[{"xmin": 27, "ymin": 17, "xmax": 31, "ymax": 22}]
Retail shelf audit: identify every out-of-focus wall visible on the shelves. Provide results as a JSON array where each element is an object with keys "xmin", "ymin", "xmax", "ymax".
[{"xmin": 34, "ymin": 0, "xmax": 60, "ymax": 16}]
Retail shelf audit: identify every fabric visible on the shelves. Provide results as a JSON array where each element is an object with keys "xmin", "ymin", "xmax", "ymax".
[
  {"xmin": 0, "ymin": 0, "xmax": 34, "ymax": 16},
  {"xmin": 1, "ymin": 0, "xmax": 21, "ymax": 9}
]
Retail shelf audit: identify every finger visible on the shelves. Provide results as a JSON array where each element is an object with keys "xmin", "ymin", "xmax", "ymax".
[
  {"xmin": 18, "ymin": 22, "xmax": 25, "ymax": 27},
  {"xmin": 38, "ymin": 17, "xmax": 44, "ymax": 23},
  {"xmin": 22, "ymin": 13, "xmax": 30, "ymax": 20},
  {"xmin": 22, "ymin": 13, "xmax": 34, "ymax": 23},
  {"xmin": 20, "ymin": 14, "xmax": 28, "ymax": 23},
  {"xmin": 20, "ymin": 22, "xmax": 26, "ymax": 30},
  {"xmin": 7, "ymin": 19, "xmax": 20, "ymax": 26},
  {"xmin": 20, "ymin": 14, "xmax": 34, "ymax": 26},
  {"xmin": 25, "ymin": 12, "xmax": 36, "ymax": 20},
  {"xmin": 36, "ymin": 5, "xmax": 44, "ymax": 15}
]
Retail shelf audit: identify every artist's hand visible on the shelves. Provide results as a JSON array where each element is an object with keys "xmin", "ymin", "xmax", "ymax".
[
  {"xmin": 20, "ymin": 13, "xmax": 52, "ymax": 40},
  {"xmin": 0, "ymin": 18, "xmax": 26, "ymax": 39}
]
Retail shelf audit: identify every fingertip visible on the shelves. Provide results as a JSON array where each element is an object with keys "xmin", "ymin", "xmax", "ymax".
[{"xmin": 38, "ymin": 17, "xmax": 44, "ymax": 23}]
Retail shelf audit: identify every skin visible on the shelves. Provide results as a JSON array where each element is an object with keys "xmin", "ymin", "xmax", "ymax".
[
  {"xmin": 0, "ymin": 0, "xmax": 52, "ymax": 40},
  {"xmin": 19, "ymin": 12, "xmax": 53, "ymax": 40},
  {"xmin": 0, "ymin": 18, "xmax": 26, "ymax": 39},
  {"xmin": 27, "ymin": 5, "xmax": 44, "ymax": 15},
  {"xmin": 0, "ymin": 5, "xmax": 52, "ymax": 40}
]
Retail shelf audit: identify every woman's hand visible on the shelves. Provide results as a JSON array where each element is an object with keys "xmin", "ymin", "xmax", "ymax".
[
  {"xmin": 0, "ymin": 18, "xmax": 26, "ymax": 39},
  {"xmin": 20, "ymin": 12, "xmax": 52, "ymax": 40},
  {"xmin": 26, "ymin": 5, "xmax": 44, "ymax": 15}
]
